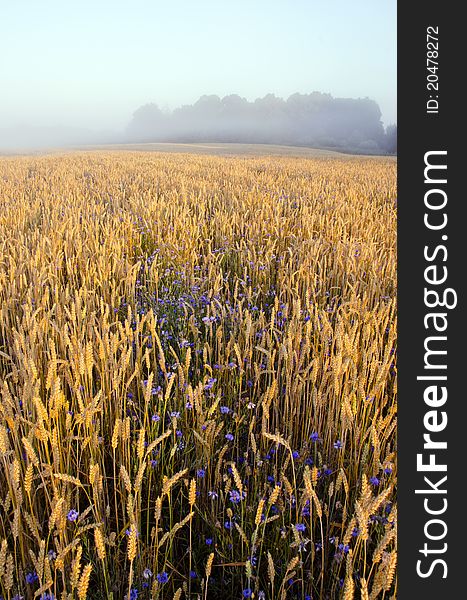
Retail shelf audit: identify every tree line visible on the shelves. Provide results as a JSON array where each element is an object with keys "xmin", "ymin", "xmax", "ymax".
[{"xmin": 126, "ymin": 92, "xmax": 396, "ymax": 154}]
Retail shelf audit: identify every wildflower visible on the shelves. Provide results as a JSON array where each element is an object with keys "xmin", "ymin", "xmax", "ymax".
[
  {"xmin": 25, "ymin": 571, "xmax": 38, "ymax": 584},
  {"xmin": 196, "ymin": 468, "xmax": 206, "ymax": 478},
  {"xmin": 204, "ymin": 377, "xmax": 217, "ymax": 390},
  {"xmin": 150, "ymin": 459, "xmax": 157, "ymax": 467},
  {"xmin": 292, "ymin": 450, "xmax": 299, "ymax": 459},
  {"xmin": 225, "ymin": 433, "xmax": 234, "ymax": 441},
  {"xmin": 156, "ymin": 572, "xmax": 169, "ymax": 584},
  {"xmin": 338, "ymin": 543, "xmax": 350, "ymax": 554},
  {"xmin": 170, "ymin": 411, "xmax": 180, "ymax": 418},
  {"xmin": 295, "ymin": 523, "xmax": 306, "ymax": 532},
  {"xmin": 242, "ymin": 589, "xmax": 252, "ymax": 598},
  {"xmin": 185, "ymin": 401, "xmax": 193, "ymax": 409},
  {"xmin": 224, "ymin": 520, "xmax": 233, "ymax": 530},
  {"xmin": 333, "ymin": 440, "xmax": 343, "ymax": 449},
  {"xmin": 205, "ymin": 538, "xmax": 213, "ymax": 545},
  {"xmin": 129, "ymin": 589, "xmax": 138, "ymax": 600},
  {"xmin": 143, "ymin": 568, "xmax": 153, "ymax": 579},
  {"xmin": 208, "ymin": 490, "xmax": 218, "ymax": 499},
  {"xmin": 247, "ymin": 402, "xmax": 256, "ymax": 409},
  {"xmin": 220, "ymin": 406, "xmax": 230, "ymax": 414},
  {"xmin": 151, "ymin": 414, "xmax": 160, "ymax": 422},
  {"xmin": 384, "ymin": 467, "xmax": 393, "ymax": 475},
  {"xmin": 189, "ymin": 571, "xmax": 197, "ymax": 578},
  {"xmin": 67, "ymin": 509, "xmax": 79, "ymax": 522},
  {"xmin": 310, "ymin": 432, "xmax": 319, "ymax": 442},
  {"xmin": 370, "ymin": 476, "xmax": 380, "ymax": 486},
  {"xmin": 229, "ymin": 490, "xmax": 243, "ymax": 504}
]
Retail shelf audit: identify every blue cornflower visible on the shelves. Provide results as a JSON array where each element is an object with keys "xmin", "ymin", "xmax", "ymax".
[
  {"xmin": 25, "ymin": 571, "xmax": 38, "ymax": 584},
  {"xmin": 295, "ymin": 523, "xmax": 306, "ymax": 532},
  {"xmin": 129, "ymin": 588, "xmax": 138, "ymax": 600},
  {"xmin": 333, "ymin": 440, "xmax": 343, "ymax": 449},
  {"xmin": 370, "ymin": 476, "xmax": 380, "ymax": 486},
  {"xmin": 229, "ymin": 490, "xmax": 243, "ymax": 504},
  {"xmin": 310, "ymin": 432, "xmax": 319, "ymax": 442},
  {"xmin": 208, "ymin": 490, "xmax": 218, "ymax": 499},
  {"xmin": 152, "ymin": 414, "xmax": 160, "ymax": 422},
  {"xmin": 225, "ymin": 433, "xmax": 234, "ymax": 441},
  {"xmin": 220, "ymin": 406, "xmax": 230, "ymax": 414},
  {"xmin": 143, "ymin": 568, "xmax": 153, "ymax": 579},
  {"xmin": 156, "ymin": 572, "xmax": 169, "ymax": 584},
  {"xmin": 384, "ymin": 467, "xmax": 393, "ymax": 475},
  {"xmin": 170, "ymin": 411, "xmax": 180, "ymax": 418},
  {"xmin": 242, "ymin": 589, "xmax": 252, "ymax": 598},
  {"xmin": 205, "ymin": 538, "xmax": 213, "ymax": 545},
  {"xmin": 292, "ymin": 451, "xmax": 299, "ymax": 459},
  {"xmin": 196, "ymin": 468, "xmax": 206, "ymax": 478},
  {"xmin": 204, "ymin": 377, "xmax": 217, "ymax": 390},
  {"xmin": 190, "ymin": 571, "xmax": 197, "ymax": 578},
  {"xmin": 224, "ymin": 520, "xmax": 233, "ymax": 530},
  {"xmin": 67, "ymin": 509, "xmax": 79, "ymax": 522}
]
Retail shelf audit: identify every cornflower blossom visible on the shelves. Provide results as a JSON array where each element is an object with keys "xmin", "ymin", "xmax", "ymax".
[{"xmin": 67, "ymin": 509, "xmax": 79, "ymax": 522}]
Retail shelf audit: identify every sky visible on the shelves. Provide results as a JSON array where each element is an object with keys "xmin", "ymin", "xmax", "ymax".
[{"xmin": 0, "ymin": 0, "xmax": 396, "ymax": 134}]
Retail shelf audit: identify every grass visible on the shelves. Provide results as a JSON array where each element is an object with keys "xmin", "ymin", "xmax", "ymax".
[{"xmin": 0, "ymin": 151, "xmax": 396, "ymax": 599}]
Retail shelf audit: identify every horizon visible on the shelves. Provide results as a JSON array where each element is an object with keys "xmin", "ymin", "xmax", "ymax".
[{"xmin": 0, "ymin": 1, "xmax": 396, "ymax": 131}]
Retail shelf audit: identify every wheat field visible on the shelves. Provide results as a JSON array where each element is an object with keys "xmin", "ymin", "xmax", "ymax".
[{"xmin": 0, "ymin": 151, "xmax": 396, "ymax": 600}]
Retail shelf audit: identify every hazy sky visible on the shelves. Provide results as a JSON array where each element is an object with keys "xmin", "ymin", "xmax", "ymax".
[{"xmin": 0, "ymin": 0, "xmax": 396, "ymax": 131}]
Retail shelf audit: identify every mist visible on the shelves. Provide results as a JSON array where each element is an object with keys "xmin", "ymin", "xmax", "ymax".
[
  {"xmin": 126, "ymin": 93, "xmax": 396, "ymax": 154},
  {"xmin": 0, "ymin": 91, "xmax": 396, "ymax": 155}
]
